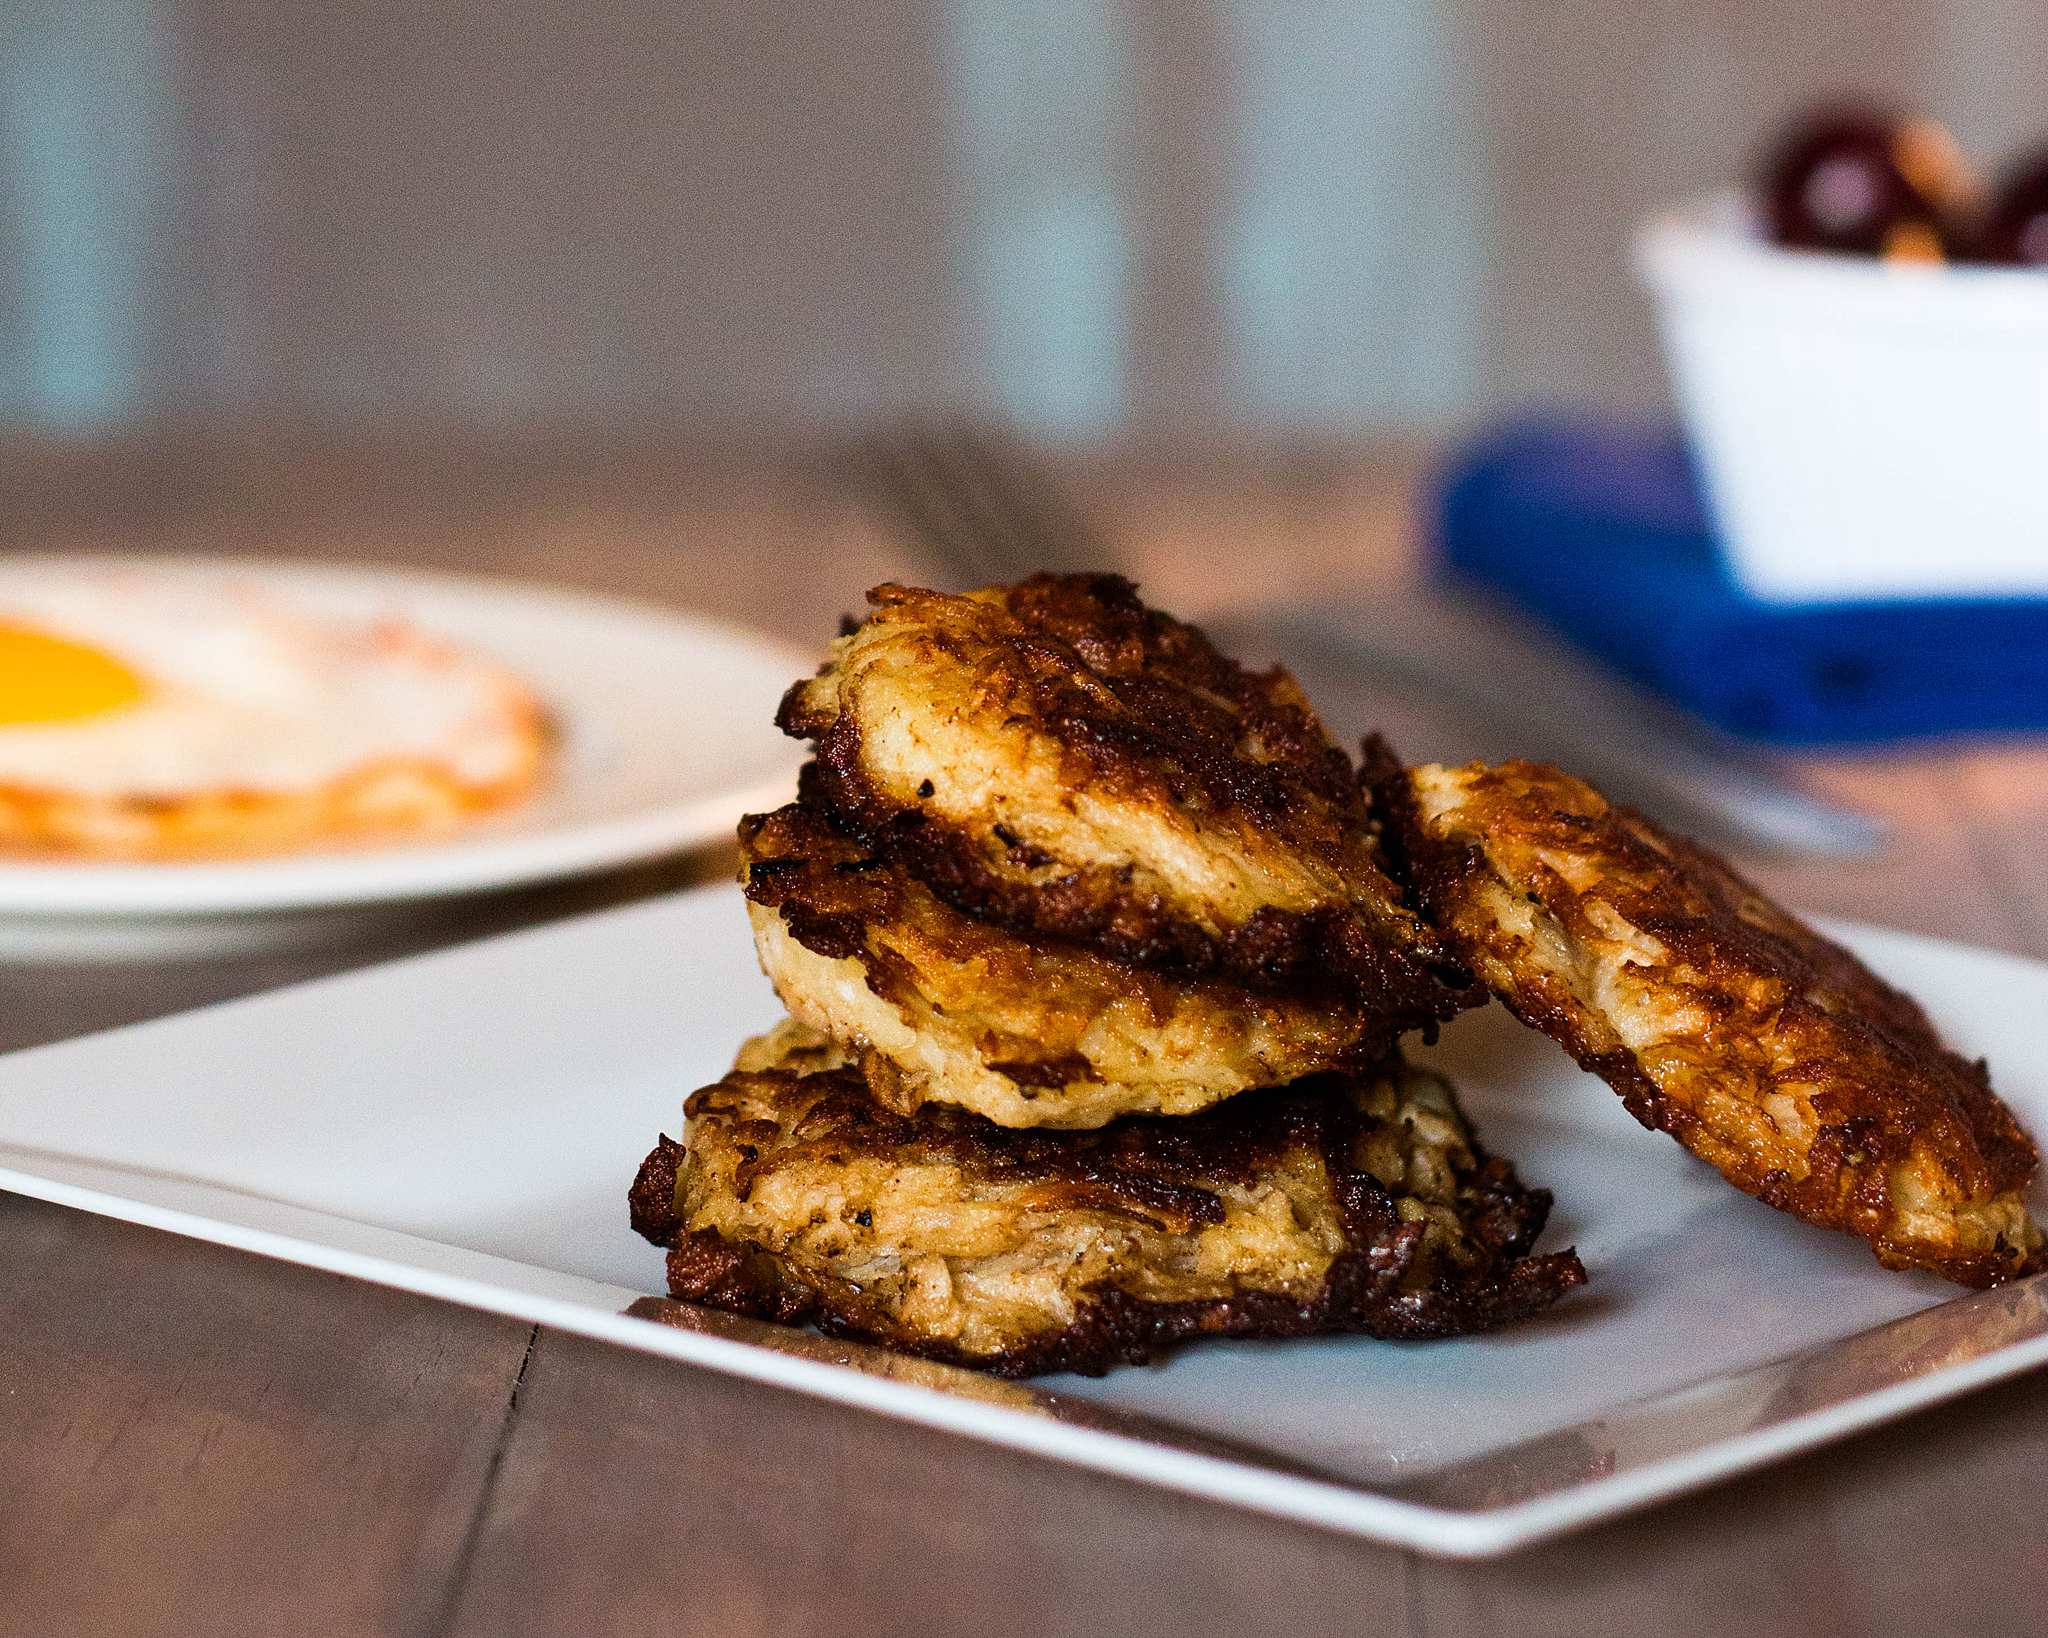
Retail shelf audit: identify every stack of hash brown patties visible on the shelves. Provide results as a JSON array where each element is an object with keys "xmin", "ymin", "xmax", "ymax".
[{"xmin": 630, "ymin": 575, "xmax": 1585, "ymax": 1377}]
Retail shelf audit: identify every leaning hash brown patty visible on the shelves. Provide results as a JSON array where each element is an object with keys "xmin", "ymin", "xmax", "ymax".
[
  {"xmin": 1368, "ymin": 745, "xmax": 2042, "ymax": 1287},
  {"xmin": 740, "ymin": 800, "xmax": 1400, "ymax": 1128},
  {"xmin": 629, "ymin": 1027, "xmax": 1585, "ymax": 1377},
  {"xmin": 780, "ymin": 574, "xmax": 1470, "ymax": 1019}
]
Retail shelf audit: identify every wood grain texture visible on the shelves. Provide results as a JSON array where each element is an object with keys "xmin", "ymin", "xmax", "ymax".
[
  {"xmin": 0, "ymin": 1196, "xmax": 533, "ymax": 1638},
  {"xmin": 442, "ymin": 1328, "xmax": 1410, "ymax": 1638},
  {"xmin": 4, "ymin": 435, "xmax": 2048, "ymax": 1635}
]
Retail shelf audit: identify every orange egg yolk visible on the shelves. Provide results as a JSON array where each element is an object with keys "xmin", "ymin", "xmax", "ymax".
[{"xmin": 0, "ymin": 624, "xmax": 147, "ymax": 725}]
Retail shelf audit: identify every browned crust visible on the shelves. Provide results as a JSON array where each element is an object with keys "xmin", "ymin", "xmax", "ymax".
[
  {"xmin": 657, "ymin": 1222, "xmax": 1586, "ymax": 1380},
  {"xmin": 739, "ymin": 798, "xmax": 1403, "ymax": 1097},
  {"xmin": 778, "ymin": 575, "xmax": 1364, "ymax": 819},
  {"xmin": 781, "ymin": 575, "xmax": 1475, "ymax": 1016},
  {"xmin": 1364, "ymin": 738, "xmax": 2042, "ymax": 1288},
  {"xmin": 628, "ymin": 1133, "xmax": 685, "ymax": 1245},
  {"xmin": 684, "ymin": 1059, "xmax": 1292, "ymax": 1207},
  {"xmin": 633, "ymin": 1057, "xmax": 1585, "ymax": 1378}
]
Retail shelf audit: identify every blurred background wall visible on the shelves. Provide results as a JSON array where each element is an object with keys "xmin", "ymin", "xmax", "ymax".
[{"xmin": 3, "ymin": 0, "xmax": 2042, "ymax": 445}]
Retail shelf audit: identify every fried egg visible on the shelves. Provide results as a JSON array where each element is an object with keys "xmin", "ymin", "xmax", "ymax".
[{"xmin": 0, "ymin": 571, "xmax": 548, "ymax": 857}]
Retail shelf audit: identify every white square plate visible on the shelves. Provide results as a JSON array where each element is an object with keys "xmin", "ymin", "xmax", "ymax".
[{"xmin": 3, "ymin": 884, "xmax": 2045, "ymax": 1557}]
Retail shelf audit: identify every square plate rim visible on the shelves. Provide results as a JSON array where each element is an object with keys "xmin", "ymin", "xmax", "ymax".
[{"xmin": 3, "ymin": 884, "xmax": 2046, "ymax": 1558}]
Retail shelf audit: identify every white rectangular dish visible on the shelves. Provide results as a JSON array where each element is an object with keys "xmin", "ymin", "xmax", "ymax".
[{"xmin": 2, "ymin": 883, "xmax": 2045, "ymax": 1557}]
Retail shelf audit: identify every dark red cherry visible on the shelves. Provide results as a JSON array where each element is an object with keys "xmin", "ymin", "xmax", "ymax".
[
  {"xmin": 1972, "ymin": 149, "xmax": 2048, "ymax": 266},
  {"xmin": 1759, "ymin": 105, "xmax": 1973, "ymax": 259}
]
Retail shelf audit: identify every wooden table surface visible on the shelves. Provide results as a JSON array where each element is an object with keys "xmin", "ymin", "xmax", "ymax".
[{"xmin": 6, "ymin": 434, "xmax": 2048, "ymax": 1637}]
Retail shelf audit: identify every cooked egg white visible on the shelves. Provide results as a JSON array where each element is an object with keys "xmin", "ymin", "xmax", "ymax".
[{"xmin": 0, "ymin": 574, "xmax": 542, "ymax": 800}]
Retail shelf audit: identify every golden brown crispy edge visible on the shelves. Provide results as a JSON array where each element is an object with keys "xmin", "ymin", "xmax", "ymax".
[
  {"xmin": 630, "ymin": 1059, "xmax": 1586, "ymax": 1378},
  {"xmin": 1362, "ymin": 736, "xmax": 2041, "ymax": 1288},
  {"xmin": 781, "ymin": 574, "xmax": 1475, "ymax": 1017},
  {"xmin": 738, "ymin": 797, "xmax": 1405, "ymax": 1094}
]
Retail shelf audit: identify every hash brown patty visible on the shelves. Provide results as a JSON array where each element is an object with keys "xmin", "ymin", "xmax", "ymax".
[
  {"xmin": 741, "ymin": 799, "xmax": 1402, "ymax": 1128},
  {"xmin": 779, "ymin": 575, "xmax": 1471, "ymax": 1022},
  {"xmin": 630, "ymin": 1026, "xmax": 1585, "ymax": 1377},
  {"xmin": 1367, "ymin": 744, "xmax": 2043, "ymax": 1287}
]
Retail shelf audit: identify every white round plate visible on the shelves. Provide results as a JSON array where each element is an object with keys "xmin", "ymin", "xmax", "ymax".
[{"xmin": 0, "ymin": 556, "xmax": 809, "ymax": 922}]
